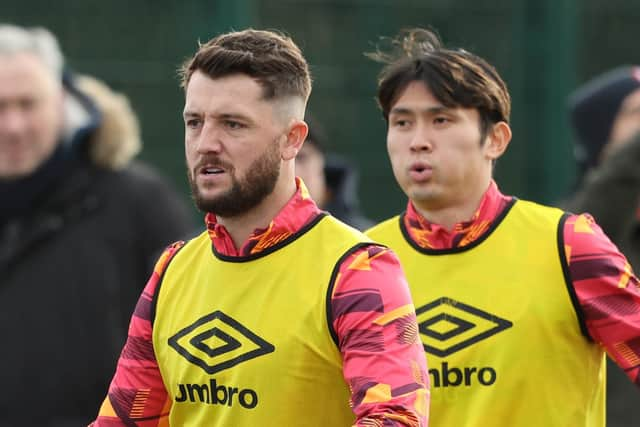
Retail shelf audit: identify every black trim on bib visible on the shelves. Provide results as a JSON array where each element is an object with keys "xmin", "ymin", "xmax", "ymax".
[
  {"xmin": 150, "ymin": 241, "xmax": 187, "ymax": 326},
  {"xmin": 400, "ymin": 197, "xmax": 518, "ymax": 255},
  {"xmin": 557, "ymin": 213, "xmax": 592, "ymax": 340},
  {"xmin": 325, "ymin": 242, "xmax": 380, "ymax": 348},
  {"xmin": 211, "ymin": 213, "xmax": 328, "ymax": 263}
]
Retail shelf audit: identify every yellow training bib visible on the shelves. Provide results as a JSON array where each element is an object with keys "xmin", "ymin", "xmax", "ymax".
[
  {"xmin": 368, "ymin": 200, "xmax": 605, "ymax": 427},
  {"xmin": 154, "ymin": 215, "xmax": 370, "ymax": 426}
]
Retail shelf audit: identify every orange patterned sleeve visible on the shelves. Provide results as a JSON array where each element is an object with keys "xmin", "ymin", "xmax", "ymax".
[
  {"xmin": 90, "ymin": 242, "xmax": 184, "ymax": 427},
  {"xmin": 330, "ymin": 245, "xmax": 430, "ymax": 426},
  {"xmin": 564, "ymin": 214, "xmax": 640, "ymax": 385}
]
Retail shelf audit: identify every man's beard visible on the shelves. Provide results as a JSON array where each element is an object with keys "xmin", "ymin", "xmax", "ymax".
[{"xmin": 188, "ymin": 142, "xmax": 281, "ymax": 217}]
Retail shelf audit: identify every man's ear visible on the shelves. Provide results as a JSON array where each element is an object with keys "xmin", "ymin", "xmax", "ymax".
[
  {"xmin": 485, "ymin": 121, "xmax": 511, "ymax": 160},
  {"xmin": 281, "ymin": 119, "xmax": 308, "ymax": 161}
]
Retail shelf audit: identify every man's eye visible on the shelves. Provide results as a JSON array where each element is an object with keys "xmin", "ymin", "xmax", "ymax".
[
  {"xmin": 186, "ymin": 119, "xmax": 201, "ymax": 128},
  {"xmin": 393, "ymin": 119, "xmax": 410, "ymax": 127},
  {"xmin": 225, "ymin": 120, "xmax": 244, "ymax": 129},
  {"xmin": 19, "ymin": 99, "xmax": 36, "ymax": 111},
  {"xmin": 434, "ymin": 117, "xmax": 449, "ymax": 124}
]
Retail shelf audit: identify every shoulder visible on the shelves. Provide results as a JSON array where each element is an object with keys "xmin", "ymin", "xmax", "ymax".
[
  {"xmin": 101, "ymin": 161, "xmax": 189, "ymax": 207},
  {"xmin": 334, "ymin": 244, "xmax": 405, "ymax": 291},
  {"xmin": 514, "ymin": 199, "xmax": 564, "ymax": 217},
  {"xmin": 330, "ymin": 244, "xmax": 413, "ymax": 321},
  {"xmin": 110, "ymin": 160, "xmax": 177, "ymax": 189},
  {"xmin": 154, "ymin": 241, "xmax": 188, "ymax": 275},
  {"xmin": 146, "ymin": 241, "xmax": 189, "ymax": 296},
  {"xmin": 365, "ymin": 215, "xmax": 402, "ymax": 238},
  {"xmin": 507, "ymin": 199, "xmax": 566, "ymax": 232},
  {"xmin": 315, "ymin": 214, "xmax": 373, "ymax": 244},
  {"xmin": 562, "ymin": 213, "xmax": 621, "ymax": 257},
  {"xmin": 95, "ymin": 161, "xmax": 195, "ymax": 236}
]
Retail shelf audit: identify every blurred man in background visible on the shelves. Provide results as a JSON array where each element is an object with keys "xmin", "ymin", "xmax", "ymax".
[
  {"xmin": 567, "ymin": 65, "xmax": 640, "ymax": 270},
  {"xmin": 565, "ymin": 65, "xmax": 640, "ymax": 427},
  {"xmin": 295, "ymin": 113, "xmax": 373, "ymax": 230},
  {"xmin": 0, "ymin": 24, "xmax": 194, "ymax": 426},
  {"xmin": 366, "ymin": 28, "xmax": 640, "ymax": 427}
]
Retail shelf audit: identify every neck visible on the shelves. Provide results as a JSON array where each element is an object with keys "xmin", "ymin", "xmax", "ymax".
[
  {"xmin": 414, "ymin": 180, "xmax": 491, "ymax": 231},
  {"xmin": 216, "ymin": 176, "xmax": 297, "ymax": 250}
]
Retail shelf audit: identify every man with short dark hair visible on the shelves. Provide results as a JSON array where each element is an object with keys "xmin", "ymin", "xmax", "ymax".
[
  {"xmin": 366, "ymin": 28, "xmax": 640, "ymax": 427},
  {"xmin": 92, "ymin": 29, "xmax": 428, "ymax": 427}
]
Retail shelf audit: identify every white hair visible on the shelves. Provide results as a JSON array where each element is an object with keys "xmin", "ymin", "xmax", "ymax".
[{"xmin": 0, "ymin": 24, "xmax": 64, "ymax": 81}]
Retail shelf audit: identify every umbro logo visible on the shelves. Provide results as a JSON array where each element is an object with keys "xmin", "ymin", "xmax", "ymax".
[
  {"xmin": 416, "ymin": 297, "xmax": 513, "ymax": 357},
  {"xmin": 168, "ymin": 310, "xmax": 275, "ymax": 374}
]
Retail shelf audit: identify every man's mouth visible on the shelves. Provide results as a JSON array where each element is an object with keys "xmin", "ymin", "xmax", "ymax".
[
  {"xmin": 410, "ymin": 162, "xmax": 431, "ymax": 173},
  {"xmin": 201, "ymin": 166, "xmax": 225, "ymax": 175},
  {"xmin": 408, "ymin": 162, "xmax": 433, "ymax": 181}
]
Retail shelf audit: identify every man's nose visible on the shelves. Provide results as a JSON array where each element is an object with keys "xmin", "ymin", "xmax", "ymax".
[
  {"xmin": 196, "ymin": 122, "xmax": 223, "ymax": 154},
  {"xmin": 409, "ymin": 126, "xmax": 433, "ymax": 152},
  {"xmin": 0, "ymin": 108, "xmax": 29, "ymax": 134}
]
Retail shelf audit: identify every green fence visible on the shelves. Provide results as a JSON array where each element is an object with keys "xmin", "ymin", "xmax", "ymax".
[{"xmin": 4, "ymin": 0, "xmax": 639, "ymax": 221}]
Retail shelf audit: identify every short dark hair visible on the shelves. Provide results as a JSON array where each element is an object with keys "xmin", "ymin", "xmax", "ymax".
[
  {"xmin": 180, "ymin": 28, "xmax": 311, "ymax": 102},
  {"xmin": 368, "ymin": 28, "xmax": 511, "ymax": 138}
]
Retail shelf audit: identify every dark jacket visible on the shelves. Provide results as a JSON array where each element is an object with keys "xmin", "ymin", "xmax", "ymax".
[
  {"xmin": 0, "ymin": 75, "xmax": 195, "ymax": 426},
  {"xmin": 563, "ymin": 132, "xmax": 640, "ymax": 427},
  {"xmin": 323, "ymin": 154, "xmax": 374, "ymax": 231},
  {"xmin": 565, "ymin": 133, "xmax": 640, "ymax": 270}
]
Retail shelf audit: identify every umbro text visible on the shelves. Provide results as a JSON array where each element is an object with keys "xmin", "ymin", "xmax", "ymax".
[
  {"xmin": 429, "ymin": 362, "xmax": 497, "ymax": 387},
  {"xmin": 176, "ymin": 379, "xmax": 258, "ymax": 409}
]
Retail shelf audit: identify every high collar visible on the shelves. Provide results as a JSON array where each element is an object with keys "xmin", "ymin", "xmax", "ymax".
[
  {"xmin": 403, "ymin": 180, "xmax": 513, "ymax": 249},
  {"xmin": 204, "ymin": 178, "xmax": 323, "ymax": 257}
]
